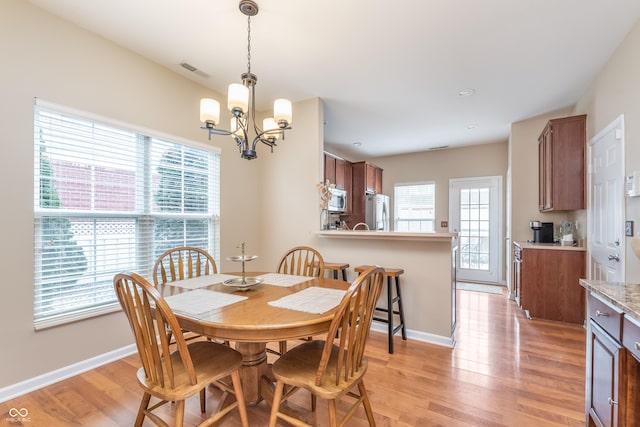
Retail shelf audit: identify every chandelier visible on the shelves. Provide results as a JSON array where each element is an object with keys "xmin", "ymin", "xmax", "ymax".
[{"xmin": 199, "ymin": 0, "xmax": 292, "ymax": 160}]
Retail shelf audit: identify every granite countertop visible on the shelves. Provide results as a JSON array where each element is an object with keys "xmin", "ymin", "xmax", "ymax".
[
  {"xmin": 579, "ymin": 279, "xmax": 640, "ymax": 322},
  {"xmin": 514, "ymin": 241, "xmax": 586, "ymax": 251}
]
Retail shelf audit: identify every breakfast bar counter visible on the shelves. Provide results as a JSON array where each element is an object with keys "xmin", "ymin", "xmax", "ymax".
[
  {"xmin": 315, "ymin": 230, "xmax": 458, "ymax": 347},
  {"xmin": 316, "ymin": 230, "xmax": 456, "ymax": 242}
]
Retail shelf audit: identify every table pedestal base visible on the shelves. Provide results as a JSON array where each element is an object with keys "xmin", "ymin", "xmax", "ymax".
[{"xmin": 235, "ymin": 342, "xmax": 269, "ymax": 405}]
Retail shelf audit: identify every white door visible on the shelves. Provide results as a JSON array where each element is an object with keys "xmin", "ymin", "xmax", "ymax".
[
  {"xmin": 450, "ymin": 176, "xmax": 502, "ymax": 283},
  {"xmin": 588, "ymin": 115, "xmax": 624, "ymax": 282}
]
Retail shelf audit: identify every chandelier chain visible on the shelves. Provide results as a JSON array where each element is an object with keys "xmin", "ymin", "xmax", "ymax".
[{"xmin": 246, "ymin": 15, "xmax": 252, "ymax": 74}]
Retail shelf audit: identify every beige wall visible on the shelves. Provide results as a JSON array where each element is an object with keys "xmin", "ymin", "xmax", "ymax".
[
  {"xmin": 573, "ymin": 19, "xmax": 640, "ymax": 282},
  {"xmin": 508, "ymin": 107, "xmax": 575, "ymax": 244},
  {"xmin": 508, "ymin": 17, "xmax": 640, "ymax": 283},
  {"xmin": 372, "ymin": 142, "xmax": 508, "ymax": 233},
  {"xmin": 0, "ymin": 0, "xmax": 321, "ymax": 389}
]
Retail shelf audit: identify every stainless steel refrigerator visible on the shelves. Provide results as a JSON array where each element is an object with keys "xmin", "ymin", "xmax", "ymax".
[{"xmin": 365, "ymin": 194, "xmax": 390, "ymax": 231}]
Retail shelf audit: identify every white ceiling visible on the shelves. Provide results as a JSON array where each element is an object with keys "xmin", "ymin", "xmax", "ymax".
[{"xmin": 28, "ymin": 0, "xmax": 640, "ymax": 159}]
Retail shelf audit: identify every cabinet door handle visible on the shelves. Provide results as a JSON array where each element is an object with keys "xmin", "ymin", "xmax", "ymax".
[
  {"xmin": 635, "ymin": 341, "xmax": 640, "ymax": 351},
  {"xmin": 595, "ymin": 310, "xmax": 610, "ymax": 317},
  {"xmin": 608, "ymin": 397, "xmax": 618, "ymax": 406}
]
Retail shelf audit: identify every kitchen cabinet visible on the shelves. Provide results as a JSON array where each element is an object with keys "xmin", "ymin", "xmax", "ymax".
[
  {"xmin": 349, "ymin": 161, "xmax": 383, "ymax": 227},
  {"xmin": 585, "ymin": 292, "xmax": 634, "ymax": 427},
  {"xmin": 358, "ymin": 162, "xmax": 382, "ymax": 195},
  {"xmin": 581, "ymin": 281, "xmax": 640, "ymax": 427},
  {"xmin": 324, "ymin": 152, "xmax": 348, "ymax": 190},
  {"xmin": 344, "ymin": 160, "xmax": 352, "ymax": 214},
  {"xmin": 538, "ymin": 114, "xmax": 586, "ymax": 212},
  {"xmin": 519, "ymin": 246, "xmax": 585, "ymax": 324}
]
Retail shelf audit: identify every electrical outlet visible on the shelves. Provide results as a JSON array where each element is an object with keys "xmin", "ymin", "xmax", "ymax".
[{"xmin": 441, "ymin": 221, "xmax": 448, "ymax": 228}]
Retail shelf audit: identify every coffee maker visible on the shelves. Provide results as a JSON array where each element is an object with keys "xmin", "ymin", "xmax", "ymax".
[{"xmin": 530, "ymin": 221, "xmax": 554, "ymax": 243}]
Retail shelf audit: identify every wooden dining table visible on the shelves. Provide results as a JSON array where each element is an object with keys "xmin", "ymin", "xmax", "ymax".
[{"xmin": 157, "ymin": 272, "xmax": 350, "ymax": 405}]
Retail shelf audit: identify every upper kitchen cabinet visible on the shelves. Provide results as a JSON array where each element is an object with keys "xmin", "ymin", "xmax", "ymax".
[
  {"xmin": 348, "ymin": 161, "xmax": 383, "ymax": 227},
  {"xmin": 538, "ymin": 114, "xmax": 586, "ymax": 212},
  {"xmin": 324, "ymin": 152, "xmax": 348, "ymax": 190},
  {"xmin": 353, "ymin": 161, "xmax": 383, "ymax": 195}
]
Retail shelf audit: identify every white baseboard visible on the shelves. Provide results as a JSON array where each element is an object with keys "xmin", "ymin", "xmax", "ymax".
[
  {"xmin": 0, "ymin": 344, "xmax": 137, "ymax": 403},
  {"xmin": 371, "ymin": 322, "xmax": 455, "ymax": 348}
]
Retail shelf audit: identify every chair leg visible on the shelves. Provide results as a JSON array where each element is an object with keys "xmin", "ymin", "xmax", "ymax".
[
  {"xmin": 134, "ymin": 392, "xmax": 151, "ymax": 427},
  {"xmin": 174, "ymin": 400, "xmax": 185, "ymax": 427},
  {"xmin": 395, "ymin": 276, "xmax": 407, "ymax": 340},
  {"xmin": 387, "ymin": 277, "xmax": 394, "ymax": 354},
  {"xmin": 200, "ymin": 388, "xmax": 206, "ymax": 413},
  {"xmin": 328, "ymin": 399, "xmax": 338, "ymax": 427},
  {"xmin": 231, "ymin": 370, "xmax": 249, "ymax": 427},
  {"xmin": 359, "ymin": 380, "xmax": 377, "ymax": 426},
  {"xmin": 268, "ymin": 381, "xmax": 286, "ymax": 427}
]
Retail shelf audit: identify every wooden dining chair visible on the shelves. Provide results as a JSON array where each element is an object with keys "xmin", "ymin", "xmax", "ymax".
[
  {"xmin": 114, "ymin": 272, "xmax": 249, "ymax": 427},
  {"xmin": 276, "ymin": 245, "xmax": 325, "ymax": 278},
  {"xmin": 152, "ymin": 246, "xmax": 218, "ymax": 286},
  {"xmin": 274, "ymin": 246, "xmax": 326, "ymax": 355},
  {"xmin": 268, "ymin": 265, "xmax": 384, "ymax": 427}
]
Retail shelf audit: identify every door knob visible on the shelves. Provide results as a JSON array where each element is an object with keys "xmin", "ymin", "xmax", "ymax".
[{"xmin": 608, "ymin": 254, "xmax": 620, "ymax": 262}]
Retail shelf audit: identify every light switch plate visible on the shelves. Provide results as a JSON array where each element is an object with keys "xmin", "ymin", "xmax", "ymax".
[{"xmin": 626, "ymin": 220, "xmax": 634, "ymax": 237}]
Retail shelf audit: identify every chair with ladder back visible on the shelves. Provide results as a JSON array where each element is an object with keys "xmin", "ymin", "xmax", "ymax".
[{"xmin": 114, "ymin": 272, "xmax": 249, "ymax": 427}]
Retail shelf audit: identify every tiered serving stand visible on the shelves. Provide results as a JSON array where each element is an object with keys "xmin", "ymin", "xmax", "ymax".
[{"xmin": 223, "ymin": 242, "xmax": 262, "ymax": 291}]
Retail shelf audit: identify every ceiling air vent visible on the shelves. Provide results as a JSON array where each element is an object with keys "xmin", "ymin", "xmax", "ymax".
[
  {"xmin": 180, "ymin": 62, "xmax": 197, "ymax": 72},
  {"xmin": 429, "ymin": 145, "xmax": 449, "ymax": 150},
  {"xmin": 179, "ymin": 62, "xmax": 210, "ymax": 78}
]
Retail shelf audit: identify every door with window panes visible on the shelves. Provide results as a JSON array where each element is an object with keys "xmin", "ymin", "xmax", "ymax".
[{"xmin": 449, "ymin": 177, "xmax": 502, "ymax": 283}]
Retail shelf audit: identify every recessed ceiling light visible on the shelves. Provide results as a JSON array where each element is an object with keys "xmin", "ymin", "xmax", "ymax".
[
  {"xmin": 457, "ymin": 89, "xmax": 475, "ymax": 97},
  {"xmin": 466, "ymin": 124, "xmax": 478, "ymax": 129},
  {"xmin": 353, "ymin": 142, "xmax": 362, "ymax": 147}
]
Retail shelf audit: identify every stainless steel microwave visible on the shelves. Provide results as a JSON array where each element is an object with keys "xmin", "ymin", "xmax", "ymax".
[{"xmin": 328, "ymin": 188, "xmax": 347, "ymax": 212}]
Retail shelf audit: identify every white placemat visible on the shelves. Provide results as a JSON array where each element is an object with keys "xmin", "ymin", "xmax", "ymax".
[
  {"xmin": 268, "ymin": 287, "xmax": 347, "ymax": 314},
  {"xmin": 169, "ymin": 274, "xmax": 240, "ymax": 290},
  {"xmin": 165, "ymin": 289, "xmax": 247, "ymax": 316},
  {"xmin": 257, "ymin": 273, "xmax": 312, "ymax": 287}
]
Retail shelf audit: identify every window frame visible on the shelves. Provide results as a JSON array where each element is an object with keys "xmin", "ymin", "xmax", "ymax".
[
  {"xmin": 394, "ymin": 181, "xmax": 436, "ymax": 232},
  {"xmin": 33, "ymin": 99, "xmax": 221, "ymax": 330}
]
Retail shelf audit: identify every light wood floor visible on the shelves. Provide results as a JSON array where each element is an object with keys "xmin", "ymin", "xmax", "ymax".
[{"xmin": 1, "ymin": 289, "xmax": 586, "ymax": 426}]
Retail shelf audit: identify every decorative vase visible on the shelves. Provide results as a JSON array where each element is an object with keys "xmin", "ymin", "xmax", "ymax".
[{"xmin": 320, "ymin": 209, "xmax": 330, "ymax": 230}]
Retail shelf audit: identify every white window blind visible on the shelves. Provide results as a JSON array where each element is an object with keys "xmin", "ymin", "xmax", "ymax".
[
  {"xmin": 394, "ymin": 182, "xmax": 435, "ymax": 232},
  {"xmin": 33, "ymin": 100, "xmax": 220, "ymax": 329}
]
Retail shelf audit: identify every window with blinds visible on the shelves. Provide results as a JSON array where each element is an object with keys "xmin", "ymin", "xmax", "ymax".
[
  {"xmin": 394, "ymin": 182, "xmax": 435, "ymax": 232},
  {"xmin": 33, "ymin": 100, "xmax": 220, "ymax": 329}
]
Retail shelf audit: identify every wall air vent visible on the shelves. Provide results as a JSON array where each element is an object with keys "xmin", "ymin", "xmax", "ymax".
[{"xmin": 428, "ymin": 145, "xmax": 449, "ymax": 150}]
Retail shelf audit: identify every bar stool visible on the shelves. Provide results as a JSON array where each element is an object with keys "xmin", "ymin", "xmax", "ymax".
[
  {"xmin": 324, "ymin": 262, "xmax": 349, "ymax": 281},
  {"xmin": 354, "ymin": 265, "xmax": 407, "ymax": 354}
]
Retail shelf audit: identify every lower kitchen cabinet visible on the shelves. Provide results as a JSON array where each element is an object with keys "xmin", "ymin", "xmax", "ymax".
[
  {"xmin": 585, "ymin": 292, "xmax": 640, "ymax": 427},
  {"xmin": 588, "ymin": 320, "xmax": 624, "ymax": 427},
  {"xmin": 519, "ymin": 246, "xmax": 586, "ymax": 324},
  {"xmin": 581, "ymin": 281, "xmax": 640, "ymax": 427}
]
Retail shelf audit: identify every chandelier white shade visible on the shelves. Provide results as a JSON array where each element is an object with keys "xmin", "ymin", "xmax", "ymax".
[{"xmin": 199, "ymin": 0, "xmax": 292, "ymax": 160}]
